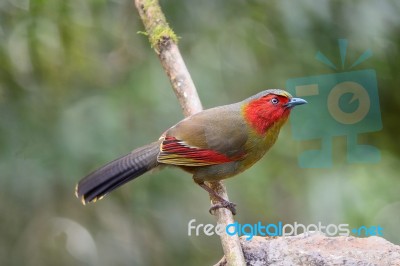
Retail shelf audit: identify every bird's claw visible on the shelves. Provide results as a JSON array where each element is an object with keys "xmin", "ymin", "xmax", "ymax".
[{"xmin": 209, "ymin": 200, "xmax": 237, "ymax": 215}]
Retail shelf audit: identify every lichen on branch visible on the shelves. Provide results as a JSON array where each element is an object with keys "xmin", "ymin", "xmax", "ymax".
[{"xmin": 137, "ymin": 0, "xmax": 178, "ymax": 52}]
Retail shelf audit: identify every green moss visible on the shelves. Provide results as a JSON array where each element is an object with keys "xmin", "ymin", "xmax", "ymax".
[
  {"xmin": 140, "ymin": 0, "xmax": 178, "ymax": 50},
  {"xmin": 149, "ymin": 24, "xmax": 178, "ymax": 48},
  {"xmin": 136, "ymin": 31, "xmax": 148, "ymax": 36},
  {"xmin": 142, "ymin": 0, "xmax": 157, "ymax": 10}
]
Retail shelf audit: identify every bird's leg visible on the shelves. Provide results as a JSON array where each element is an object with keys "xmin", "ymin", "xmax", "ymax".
[{"xmin": 195, "ymin": 180, "xmax": 237, "ymax": 215}]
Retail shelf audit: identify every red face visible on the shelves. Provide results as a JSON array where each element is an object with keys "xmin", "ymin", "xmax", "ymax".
[{"xmin": 243, "ymin": 94, "xmax": 293, "ymax": 135}]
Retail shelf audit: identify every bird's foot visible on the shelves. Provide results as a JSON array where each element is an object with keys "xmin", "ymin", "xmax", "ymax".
[
  {"xmin": 195, "ymin": 180, "xmax": 238, "ymax": 215},
  {"xmin": 209, "ymin": 200, "xmax": 237, "ymax": 215}
]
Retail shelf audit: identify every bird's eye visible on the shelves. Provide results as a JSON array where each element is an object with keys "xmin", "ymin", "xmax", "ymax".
[{"xmin": 271, "ymin": 98, "xmax": 279, "ymax": 105}]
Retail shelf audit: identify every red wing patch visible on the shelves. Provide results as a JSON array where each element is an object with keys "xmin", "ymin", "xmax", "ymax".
[{"xmin": 158, "ymin": 136, "xmax": 239, "ymax": 166}]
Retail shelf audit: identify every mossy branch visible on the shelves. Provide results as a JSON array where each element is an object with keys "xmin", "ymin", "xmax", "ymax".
[
  {"xmin": 135, "ymin": 0, "xmax": 202, "ymax": 117},
  {"xmin": 134, "ymin": 0, "xmax": 246, "ymax": 265},
  {"xmin": 136, "ymin": 0, "xmax": 178, "ymax": 52}
]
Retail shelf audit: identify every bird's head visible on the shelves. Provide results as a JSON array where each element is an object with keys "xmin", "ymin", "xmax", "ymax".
[{"xmin": 243, "ymin": 89, "xmax": 307, "ymax": 135}]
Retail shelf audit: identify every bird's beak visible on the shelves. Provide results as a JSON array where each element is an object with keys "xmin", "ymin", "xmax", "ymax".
[{"xmin": 284, "ymin": 97, "xmax": 307, "ymax": 108}]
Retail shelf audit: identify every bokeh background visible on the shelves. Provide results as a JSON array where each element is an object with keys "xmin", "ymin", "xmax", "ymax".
[{"xmin": 1, "ymin": 0, "xmax": 400, "ymax": 265}]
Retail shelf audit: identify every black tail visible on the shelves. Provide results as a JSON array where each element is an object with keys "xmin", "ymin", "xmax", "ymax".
[{"xmin": 76, "ymin": 140, "xmax": 161, "ymax": 205}]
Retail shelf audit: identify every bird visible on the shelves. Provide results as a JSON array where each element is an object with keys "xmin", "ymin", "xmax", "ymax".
[{"xmin": 75, "ymin": 89, "xmax": 307, "ymax": 214}]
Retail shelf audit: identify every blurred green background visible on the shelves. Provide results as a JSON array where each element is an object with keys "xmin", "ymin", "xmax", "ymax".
[{"xmin": 1, "ymin": 0, "xmax": 400, "ymax": 265}]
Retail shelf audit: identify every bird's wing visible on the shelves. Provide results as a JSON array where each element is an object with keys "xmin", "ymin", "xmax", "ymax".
[{"xmin": 157, "ymin": 104, "xmax": 248, "ymax": 166}]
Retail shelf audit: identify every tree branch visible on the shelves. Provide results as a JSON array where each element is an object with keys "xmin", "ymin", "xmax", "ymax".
[
  {"xmin": 134, "ymin": 0, "xmax": 246, "ymax": 265},
  {"xmin": 134, "ymin": 0, "xmax": 201, "ymax": 116}
]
